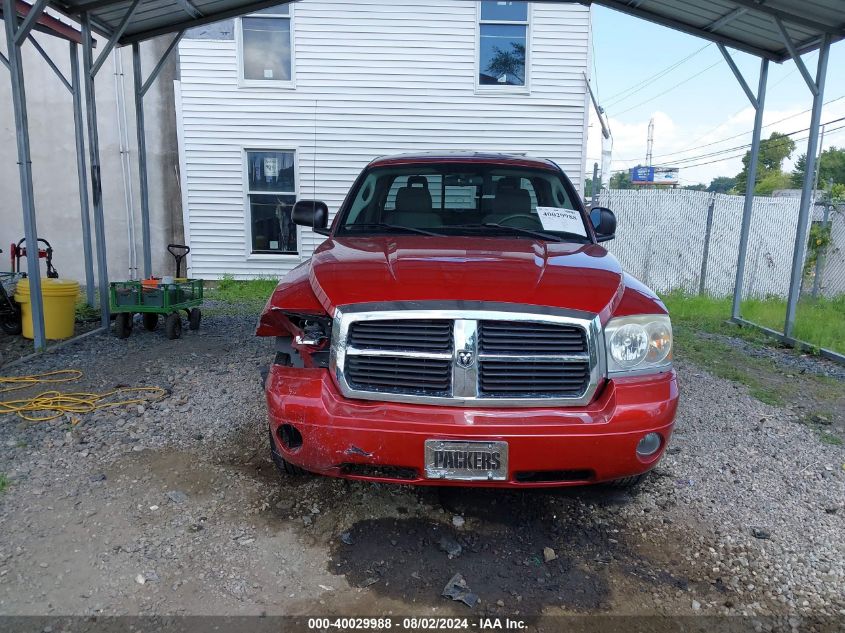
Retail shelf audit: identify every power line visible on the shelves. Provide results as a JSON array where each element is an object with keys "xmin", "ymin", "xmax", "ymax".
[
  {"xmin": 618, "ymin": 94, "xmax": 845, "ymax": 163},
  {"xmin": 603, "ymin": 43, "xmax": 712, "ymax": 107},
  {"xmin": 610, "ymin": 61, "xmax": 723, "ymax": 117},
  {"xmin": 591, "ymin": 36, "xmax": 601, "ymax": 102},
  {"xmin": 609, "ymin": 117, "xmax": 845, "ymax": 174},
  {"xmin": 657, "ymin": 124, "xmax": 845, "ymax": 170}
]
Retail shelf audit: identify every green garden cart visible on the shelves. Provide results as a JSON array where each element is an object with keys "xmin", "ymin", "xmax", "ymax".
[{"xmin": 109, "ymin": 244, "xmax": 203, "ymax": 340}]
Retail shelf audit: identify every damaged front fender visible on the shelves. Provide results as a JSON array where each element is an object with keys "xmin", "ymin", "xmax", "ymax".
[{"xmin": 256, "ymin": 263, "xmax": 332, "ymax": 368}]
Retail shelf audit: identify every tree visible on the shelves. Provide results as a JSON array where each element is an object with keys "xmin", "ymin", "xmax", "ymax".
[
  {"xmin": 735, "ymin": 132, "xmax": 795, "ymax": 194},
  {"xmin": 609, "ymin": 170, "xmax": 633, "ymax": 190},
  {"xmin": 486, "ymin": 43, "xmax": 525, "ymax": 84},
  {"xmin": 682, "ymin": 183, "xmax": 707, "ymax": 191},
  {"xmin": 707, "ymin": 176, "xmax": 736, "ymax": 194},
  {"xmin": 754, "ymin": 170, "xmax": 791, "ymax": 196},
  {"xmin": 584, "ymin": 176, "xmax": 596, "ymax": 197},
  {"xmin": 790, "ymin": 146, "xmax": 845, "ymax": 188}
]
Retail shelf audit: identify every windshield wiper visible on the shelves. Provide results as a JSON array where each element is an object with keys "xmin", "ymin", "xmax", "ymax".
[
  {"xmin": 453, "ymin": 223, "xmax": 573, "ymax": 243},
  {"xmin": 345, "ymin": 223, "xmax": 441, "ymax": 237},
  {"xmin": 484, "ymin": 223, "xmax": 590, "ymax": 243}
]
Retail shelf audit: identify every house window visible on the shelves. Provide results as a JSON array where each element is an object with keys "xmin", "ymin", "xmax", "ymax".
[
  {"xmin": 478, "ymin": 1, "xmax": 528, "ymax": 88},
  {"xmin": 239, "ymin": 4, "xmax": 293, "ymax": 84},
  {"xmin": 247, "ymin": 150, "xmax": 297, "ymax": 254}
]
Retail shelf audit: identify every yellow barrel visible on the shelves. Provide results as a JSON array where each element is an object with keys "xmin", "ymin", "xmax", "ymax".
[{"xmin": 15, "ymin": 278, "xmax": 80, "ymax": 340}]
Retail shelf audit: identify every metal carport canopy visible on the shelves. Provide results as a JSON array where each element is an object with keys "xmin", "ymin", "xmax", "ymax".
[
  {"xmin": 5, "ymin": 0, "xmax": 843, "ymax": 356},
  {"xmin": 586, "ymin": 0, "xmax": 844, "ymax": 62},
  {"xmin": 47, "ymin": 0, "xmax": 845, "ymax": 51}
]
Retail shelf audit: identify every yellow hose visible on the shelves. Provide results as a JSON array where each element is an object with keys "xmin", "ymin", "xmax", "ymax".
[{"xmin": 0, "ymin": 370, "xmax": 167, "ymax": 422}]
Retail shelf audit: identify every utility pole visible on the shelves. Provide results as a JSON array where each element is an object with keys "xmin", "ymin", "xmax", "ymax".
[
  {"xmin": 583, "ymin": 72, "xmax": 612, "ymax": 190},
  {"xmin": 646, "ymin": 118, "xmax": 655, "ymax": 167}
]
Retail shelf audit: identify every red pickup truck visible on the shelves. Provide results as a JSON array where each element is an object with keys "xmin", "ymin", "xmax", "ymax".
[{"xmin": 257, "ymin": 152, "xmax": 678, "ymax": 488}]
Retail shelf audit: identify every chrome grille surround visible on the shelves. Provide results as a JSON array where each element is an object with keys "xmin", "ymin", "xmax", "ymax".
[{"xmin": 332, "ymin": 301, "xmax": 605, "ymax": 407}]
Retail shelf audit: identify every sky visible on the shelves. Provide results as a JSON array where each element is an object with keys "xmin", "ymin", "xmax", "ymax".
[{"xmin": 585, "ymin": 6, "xmax": 845, "ymax": 188}]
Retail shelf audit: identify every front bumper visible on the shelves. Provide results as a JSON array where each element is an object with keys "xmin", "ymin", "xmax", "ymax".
[{"xmin": 266, "ymin": 366, "xmax": 678, "ymax": 487}]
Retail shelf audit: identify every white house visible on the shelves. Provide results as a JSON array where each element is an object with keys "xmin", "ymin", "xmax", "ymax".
[{"xmin": 176, "ymin": 0, "xmax": 592, "ymax": 279}]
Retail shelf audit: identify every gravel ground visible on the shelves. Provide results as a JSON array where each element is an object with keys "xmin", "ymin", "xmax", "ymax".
[
  {"xmin": 696, "ymin": 331, "xmax": 845, "ymax": 381},
  {"xmin": 1, "ymin": 319, "xmax": 100, "ymax": 369},
  {"xmin": 0, "ymin": 309, "xmax": 842, "ymax": 620}
]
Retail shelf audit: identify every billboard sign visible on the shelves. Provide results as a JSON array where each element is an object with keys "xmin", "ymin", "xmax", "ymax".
[
  {"xmin": 629, "ymin": 166, "xmax": 679, "ymax": 185},
  {"xmin": 630, "ymin": 166, "xmax": 654, "ymax": 183},
  {"xmin": 653, "ymin": 167, "xmax": 679, "ymax": 185}
]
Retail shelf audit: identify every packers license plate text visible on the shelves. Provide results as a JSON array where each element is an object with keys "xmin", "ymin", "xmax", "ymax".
[{"xmin": 424, "ymin": 440, "xmax": 508, "ymax": 481}]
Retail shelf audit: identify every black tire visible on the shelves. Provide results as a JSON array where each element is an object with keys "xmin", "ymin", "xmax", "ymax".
[
  {"xmin": 0, "ymin": 306, "xmax": 22, "ymax": 335},
  {"xmin": 188, "ymin": 308, "xmax": 201, "ymax": 331},
  {"xmin": 269, "ymin": 428, "xmax": 309, "ymax": 476},
  {"xmin": 115, "ymin": 312, "xmax": 133, "ymax": 339},
  {"xmin": 165, "ymin": 312, "xmax": 182, "ymax": 340},
  {"xmin": 606, "ymin": 472, "xmax": 648, "ymax": 489},
  {"xmin": 142, "ymin": 313, "xmax": 158, "ymax": 332}
]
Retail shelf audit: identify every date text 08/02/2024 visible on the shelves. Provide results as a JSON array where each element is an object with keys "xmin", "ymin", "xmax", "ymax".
[{"xmin": 306, "ymin": 617, "xmax": 527, "ymax": 630}]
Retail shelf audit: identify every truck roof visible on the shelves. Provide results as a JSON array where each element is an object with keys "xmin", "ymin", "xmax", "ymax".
[{"xmin": 368, "ymin": 151, "xmax": 560, "ymax": 172}]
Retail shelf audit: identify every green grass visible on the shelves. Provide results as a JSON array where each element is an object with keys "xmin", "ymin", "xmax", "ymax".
[
  {"xmin": 206, "ymin": 275, "xmax": 279, "ymax": 312},
  {"xmin": 0, "ymin": 473, "xmax": 8, "ymax": 493},
  {"xmin": 662, "ymin": 291, "xmax": 845, "ymax": 355},
  {"xmin": 75, "ymin": 299, "xmax": 99, "ymax": 322},
  {"xmin": 819, "ymin": 431, "xmax": 844, "ymax": 446},
  {"xmin": 666, "ymin": 292, "xmax": 844, "ymax": 447},
  {"xmin": 670, "ymin": 326, "xmax": 787, "ymax": 406}
]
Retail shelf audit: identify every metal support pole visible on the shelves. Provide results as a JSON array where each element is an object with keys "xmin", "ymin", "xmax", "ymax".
[
  {"xmin": 3, "ymin": 0, "xmax": 46, "ymax": 350},
  {"xmin": 784, "ymin": 34, "xmax": 831, "ymax": 337},
  {"xmin": 13, "ymin": 0, "xmax": 49, "ymax": 45},
  {"xmin": 131, "ymin": 31, "xmax": 183, "ymax": 279},
  {"xmin": 91, "ymin": 0, "xmax": 141, "ymax": 77},
  {"xmin": 730, "ymin": 57, "xmax": 768, "ymax": 320},
  {"xmin": 140, "ymin": 31, "xmax": 184, "ymax": 96},
  {"xmin": 132, "ymin": 42, "xmax": 153, "ymax": 278},
  {"xmin": 81, "ymin": 13, "xmax": 111, "ymax": 329},
  {"xmin": 27, "ymin": 35, "xmax": 72, "ymax": 91},
  {"xmin": 699, "ymin": 193, "xmax": 716, "ymax": 296},
  {"xmin": 591, "ymin": 162, "xmax": 598, "ymax": 206},
  {"xmin": 70, "ymin": 41, "xmax": 96, "ymax": 306}
]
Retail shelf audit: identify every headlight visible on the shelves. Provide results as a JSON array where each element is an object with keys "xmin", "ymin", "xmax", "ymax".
[{"xmin": 604, "ymin": 314, "xmax": 672, "ymax": 376}]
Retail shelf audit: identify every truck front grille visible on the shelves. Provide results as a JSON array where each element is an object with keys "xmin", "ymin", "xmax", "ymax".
[
  {"xmin": 478, "ymin": 359, "xmax": 591, "ymax": 397},
  {"xmin": 479, "ymin": 320, "xmax": 587, "ymax": 354},
  {"xmin": 334, "ymin": 303, "xmax": 600, "ymax": 407},
  {"xmin": 348, "ymin": 319, "xmax": 452, "ymax": 352},
  {"xmin": 346, "ymin": 355, "xmax": 452, "ymax": 395}
]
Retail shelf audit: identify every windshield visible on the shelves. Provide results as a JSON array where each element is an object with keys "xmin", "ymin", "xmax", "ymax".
[{"xmin": 336, "ymin": 163, "xmax": 590, "ymax": 242}]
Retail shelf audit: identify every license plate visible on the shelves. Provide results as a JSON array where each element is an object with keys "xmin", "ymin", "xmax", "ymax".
[{"xmin": 424, "ymin": 440, "xmax": 508, "ymax": 481}]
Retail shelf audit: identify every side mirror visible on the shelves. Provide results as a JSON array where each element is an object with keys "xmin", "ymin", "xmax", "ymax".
[
  {"xmin": 292, "ymin": 200, "xmax": 330, "ymax": 235},
  {"xmin": 590, "ymin": 207, "xmax": 616, "ymax": 242}
]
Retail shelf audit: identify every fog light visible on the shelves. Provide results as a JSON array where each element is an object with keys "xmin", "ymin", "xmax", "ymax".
[
  {"xmin": 278, "ymin": 424, "xmax": 303, "ymax": 450},
  {"xmin": 636, "ymin": 432, "xmax": 662, "ymax": 457}
]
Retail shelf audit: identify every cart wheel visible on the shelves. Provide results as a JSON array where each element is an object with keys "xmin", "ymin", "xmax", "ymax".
[
  {"xmin": 165, "ymin": 312, "xmax": 182, "ymax": 340},
  {"xmin": 0, "ymin": 306, "xmax": 22, "ymax": 335},
  {"xmin": 142, "ymin": 313, "xmax": 159, "ymax": 332},
  {"xmin": 115, "ymin": 312, "xmax": 133, "ymax": 339},
  {"xmin": 188, "ymin": 308, "xmax": 201, "ymax": 331}
]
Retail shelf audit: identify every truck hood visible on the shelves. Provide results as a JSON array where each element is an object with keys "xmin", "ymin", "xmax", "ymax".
[{"xmin": 309, "ymin": 236, "xmax": 625, "ymax": 319}]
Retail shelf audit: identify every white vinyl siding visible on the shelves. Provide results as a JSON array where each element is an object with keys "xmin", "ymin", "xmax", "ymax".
[{"xmin": 178, "ymin": 0, "xmax": 591, "ymax": 279}]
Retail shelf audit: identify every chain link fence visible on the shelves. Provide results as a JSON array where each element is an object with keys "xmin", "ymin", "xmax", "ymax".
[
  {"xmin": 807, "ymin": 202, "xmax": 845, "ymax": 299},
  {"xmin": 594, "ymin": 188, "xmax": 845, "ymax": 357},
  {"xmin": 595, "ymin": 189, "xmax": 813, "ymax": 298}
]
